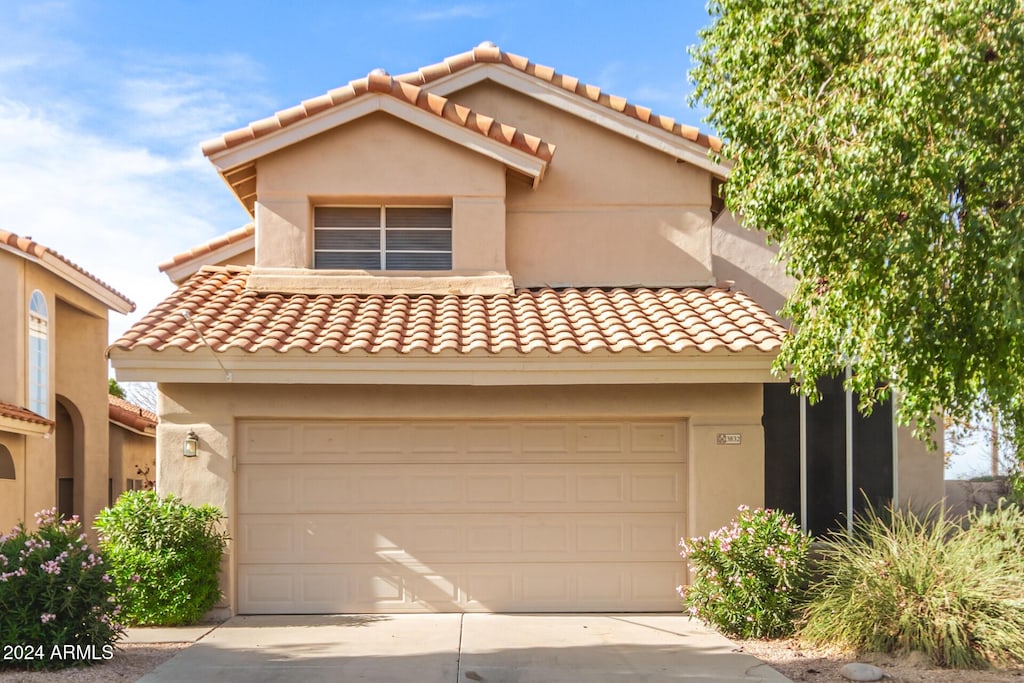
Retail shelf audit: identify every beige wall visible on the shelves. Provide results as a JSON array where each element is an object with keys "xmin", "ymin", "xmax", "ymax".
[
  {"xmin": 0, "ymin": 433, "xmax": 26, "ymax": 532},
  {"xmin": 215, "ymin": 247, "xmax": 255, "ymax": 269},
  {"xmin": 254, "ymin": 113, "xmax": 508, "ymax": 272},
  {"xmin": 53, "ymin": 299, "xmax": 109, "ymax": 534},
  {"xmin": 0, "ymin": 258, "xmax": 113, "ymax": 535},
  {"xmin": 0, "ymin": 253, "xmax": 25, "ymax": 406},
  {"xmin": 156, "ymin": 382, "xmax": 766, "ymax": 614},
  {"xmin": 711, "ymin": 210, "xmax": 792, "ymax": 319},
  {"xmin": 108, "ymin": 424, "xmax": 156, "ymax": 502},
  {"xmin": 897, "ymin": 422, "xmax": 945, "ymax": 513},
  {"xmin": 448, "ymin": 82, "xmax": 715, "ymax": 287}
]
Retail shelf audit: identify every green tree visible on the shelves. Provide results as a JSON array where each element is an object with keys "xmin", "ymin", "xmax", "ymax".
[
  {"xmin": 108, "ymin": 378, "xmax": 126, "ymax": 399},
  {"xmin": 691, "ymin": 1, "xmax": 1024, "ymax": 453}
]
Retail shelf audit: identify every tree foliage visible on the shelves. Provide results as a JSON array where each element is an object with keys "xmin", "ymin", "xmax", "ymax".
[
  {"xmin": 691, "ymin": 1, "xmax": 1024, "ymax": 449},
  {"xmin": 107, "ymin": 378, "xmax": 125, "ymax": 399}
]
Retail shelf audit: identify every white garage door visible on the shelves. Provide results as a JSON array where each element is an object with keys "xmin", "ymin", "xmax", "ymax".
[{"xmin": 236, "ymin": 419, "xmax": 686, "ymax": 614}]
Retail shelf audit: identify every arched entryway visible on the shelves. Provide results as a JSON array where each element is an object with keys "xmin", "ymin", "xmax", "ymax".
[{"xmin": 55, "ymin": 396, "xmax": 85, "ymax": 521}]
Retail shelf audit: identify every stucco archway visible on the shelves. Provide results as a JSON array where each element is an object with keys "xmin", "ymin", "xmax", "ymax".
[{"xmin": 55, "ymin": 396, "xmax": 85, "ymax": 521}]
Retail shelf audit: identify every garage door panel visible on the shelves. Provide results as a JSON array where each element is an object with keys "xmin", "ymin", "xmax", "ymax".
[
  {"xmin": 236, "ymin": 419, "xmax": 687, "ymax": 613},
  {"xmin": 238, "ymin": 512, "xmax": 682, "ymax": 564},
  {"xmin": 238, "ymin": 421, "xmax": 686, "ymax": 465},
  {"xmin": 239, "ymin": 463, "xmax": 683, "ymax": 514},
  {"xmin": 239, "ymin": 562, "xmax": 685, "ymax": 613}
]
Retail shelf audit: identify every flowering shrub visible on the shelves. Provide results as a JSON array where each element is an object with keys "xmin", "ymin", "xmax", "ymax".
[
  {"xmin": 95, "ymin": 491, "xmax": 228, "ymax": 625},
  {"xmin": 0, "ymin": 509, "xmax": 122, "ymax": 670},
  {"xmin": 679, "ymin": 506, "xmax": 810, "ymax": 639}
]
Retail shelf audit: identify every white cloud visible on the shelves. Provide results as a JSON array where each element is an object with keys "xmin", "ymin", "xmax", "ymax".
[
  {"xmin": 115, "ymin": 52, "xmax": 274, "ymax": 149},
  {"xmin": 0, "ymin": 3, "xmax": 271, "ymax": 346},
  {"xmin": 0, "ymin": 97, "xmax": 247, "ymax": 344}
]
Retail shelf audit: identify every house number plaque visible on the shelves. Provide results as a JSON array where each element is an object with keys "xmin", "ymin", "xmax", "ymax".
[{"xmin": 716, "ymin": 433, "xmax": 742, "ymax": 445}]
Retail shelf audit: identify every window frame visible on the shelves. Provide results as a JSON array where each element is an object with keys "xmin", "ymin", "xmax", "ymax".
[
  {"xmin": 28, "ymin": 290, "xmax": 48, "ymax": 419},
  {"xmin": 313, "ymin": 204, "xmax": 453, "ymax": 271}
]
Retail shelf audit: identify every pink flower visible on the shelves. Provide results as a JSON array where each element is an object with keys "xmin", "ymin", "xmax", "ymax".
[{"xmin": 40, "ymin": 613, "xmax": 55, "ymax": 624}]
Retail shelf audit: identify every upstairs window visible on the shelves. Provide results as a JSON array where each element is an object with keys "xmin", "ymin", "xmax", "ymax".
[
  {"xmin": 314, "ymin": 206, "xmax": 452, "ymax": 271},
  {"xmin": 28, "ymin": 290, "xmax": 48, "ymax": 418}
]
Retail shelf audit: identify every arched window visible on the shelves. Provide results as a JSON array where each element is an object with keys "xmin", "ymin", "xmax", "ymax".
[
  {"xmin": 28, "ymin": 291, "xmax": 48, "ymax": 418},
  {"xmin": 0, "ymin": 445, "xmax": 14, "ymax": 479}
]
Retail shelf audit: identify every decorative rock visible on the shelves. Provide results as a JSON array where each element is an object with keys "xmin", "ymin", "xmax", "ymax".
[{"xmin": 839, "ymin": 662, "xmax": 884, "ymax": 681}]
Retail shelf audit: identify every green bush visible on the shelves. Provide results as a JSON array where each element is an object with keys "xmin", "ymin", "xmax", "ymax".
[
  {"xmin": 0, "ymin": 509, "xmax": 122, "ymax": 670},
  {"xmin": 679, "ymin": 506, "xmax": 811, "ymax": 639},
  {"xmin": 800, "ymin": 503, "xmax": 1024, "ymax": 668},
  {"xmin": 95, "ymin": 491, "xmax": 228, "ymax": 626}
]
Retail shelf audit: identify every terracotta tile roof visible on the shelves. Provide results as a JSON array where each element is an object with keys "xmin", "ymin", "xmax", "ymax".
[
  {"xmin": 0, "ymin": 400, "xmax": 54, "ymax": 428},
  {"xmin": 108, "ymin": 395, "xmax": 157, "ymax": 433},
  {"xmin": 112, "ymin": 266, "xmax": 786, "ymax": 356},
  {"xmin": 158, "ymin": 223, "xmax": 254, "ymax": 274},
  {"xmin": 395, "ymin": 43, "xmax": 723, "ymax": 154},
  {"xmin": 201, "ymin": 71, "xmax": 556, "ymax": 162},
  {"xmin": 0, "ymin": 229, "xmax": 135, "ymax": 312}
]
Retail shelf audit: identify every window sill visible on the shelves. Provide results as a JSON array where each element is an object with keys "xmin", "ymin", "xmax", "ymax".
[{"xmin": 246, "ymin": 267, "xmax": 515, "ymax": 296}]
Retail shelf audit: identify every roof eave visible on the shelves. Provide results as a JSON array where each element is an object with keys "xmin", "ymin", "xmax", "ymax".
[
  {"xmin": 417, "ymin": 63, "xmax": 731, "ymax": 178},
  {"xmin": 0, "ymin": 242, "xmax": 135, "ymax": 315},
  {"xmin": 0, "ymin": 414, "xmax": 54, "ymax": 437},
  {"xmin": 109, "ymin": 346, "xmax": 781, "ymax": 386},
  {"xmin": 160, "ymin": 233, "xmax": 256, "ymax": 284},
  {"xmin": 204, "ymin": 94, "xmax": 551, "ymax": 213}
]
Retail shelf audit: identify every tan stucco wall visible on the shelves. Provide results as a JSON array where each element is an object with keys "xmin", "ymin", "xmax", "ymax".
[
  {"xmin": 53, "ymin": 299, "xmax": 109, "ymax": 535},
  {"xmin": 214, "ymin": 247, "xmax": 255, "ymax": 270},
  {"xmin": 447, "ymin": 82, "xmax": 715, "ymax": 288},
  {"xmin": 897, "ymin": 422, "xmax": 945, "ymax": 513},
  {"xmin": 108, "ymin": 424, "xmax": 156, "ymax": 502},
  {"xmin": 711, "ymin": 210, "xmax": 792, "ymax": 319},
  {"xmin": 0, "ymin": 433, "xmax": 26, "ymax": 532},
  {"xmin": 0, "ymin": 253, "xmax": 26, "ymax": 406},
  {"xmin": 0, "ymin": 258, "xmax": 113, "ymax": 536},
  {"xmin": 254, "ymin": 113, "xmax": 508, "ymax": 272},
  {"xmin": 156, "ymin": 382, "xmax": 766, "ymax": 614}
]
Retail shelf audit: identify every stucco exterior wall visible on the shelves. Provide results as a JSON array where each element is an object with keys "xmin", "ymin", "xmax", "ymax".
[
  {"xmin": 711, "ymin": 210, "xmax": 792, "ymax": 319},
  {"xmin": 897, "ymin": 422, "xmax": 945, "ymax": 513},
  {"xmin": 108, "ymin": 424, "xmax": 156, "ymax": 502},
  {"xmin": 156, "ymin": 382, "xmax": 766, "ymax": 614},
  {"xmin": 0, "ymin": 259, "xmax": 113, "ymax": 535},
  {"xmin": 214, "ymin": 247, "xmax": 255, "ymax": 270},
  {"xmin": 0, "ymin": 434, "xmax": 26, "ymax": 531},
  {"xmin": 0, "ymin": 253, "xmax": 25, "ymax": 406},
  {"xmin": 254, "ymin": 113, "xmax": 507, "ymax": 272},
  {"xmin": 446, "ymin": 82, "xmax": 715, "ymax": 288},
  {"xmin": 53, "ymin": 299, "xmax": 109, "ymax": 534}
]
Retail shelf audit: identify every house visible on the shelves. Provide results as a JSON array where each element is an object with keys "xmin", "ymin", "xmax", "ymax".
[
  {"xmin": 0, "ymin": 230, "xmax": 135, "ymax": 535},
  {"xmin": 109, "ymin": 44, "xmax": 943, "ymax": 615},
  {"xmin": 108, "ymin": 394, "xmax": 157, "ymax": 495}
]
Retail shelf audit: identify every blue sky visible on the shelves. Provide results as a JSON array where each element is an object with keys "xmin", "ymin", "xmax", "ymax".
[
  {"xmin": 0, "ymin": 0, "xmax": 712, "ymax": 344},
  {"xmin": 0, "ymin": 1, "xmax": 987, "ymax": 476}
]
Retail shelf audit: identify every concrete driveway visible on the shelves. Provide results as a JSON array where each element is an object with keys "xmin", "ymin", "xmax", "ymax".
[{"xmin": 135, "ymin": 614, "xmax": 790, "ymax": 682}]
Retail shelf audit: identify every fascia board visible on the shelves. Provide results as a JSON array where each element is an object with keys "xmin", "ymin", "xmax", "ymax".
[
  {"xmin": 0, "ymin": 416, "xmax": 52, "ymax": 437},
  {"xmin": 163, "ymin": 235, "xmax": 256, "ymax": 284},
  {"xmin": 0, "ymin": 243, "xmax": 134, "ymax": 314},
  {"xmin": 109, "ymin": 348, "xmax": 780, "ymax": 385}
]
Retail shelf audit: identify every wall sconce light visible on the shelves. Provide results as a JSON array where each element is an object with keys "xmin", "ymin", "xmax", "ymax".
[{"xmin": 183, "ymin": 429, "xmax": 199, "ymax": 458}]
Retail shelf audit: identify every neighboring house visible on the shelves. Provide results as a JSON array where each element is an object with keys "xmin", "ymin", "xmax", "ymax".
[
  {"xmin": 109, "ymin": 44, "xmax": 943, "ymax": 615},
  {"xmin": 108, "ymin": 394, "xmax": 157, "ymax": 496},
  {"xmin": 0, "ymin": 230, "xmax": 135, "ymax": 535}
]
